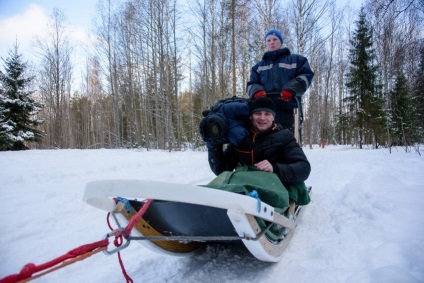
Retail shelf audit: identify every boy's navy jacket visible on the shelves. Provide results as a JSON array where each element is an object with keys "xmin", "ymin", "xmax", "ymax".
[{"xmin": 246, "ymin": 48, "xmax": 314, "ymax": 128}]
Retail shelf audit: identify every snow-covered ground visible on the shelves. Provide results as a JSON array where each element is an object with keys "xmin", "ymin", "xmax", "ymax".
[{"xmin": 1, "ymin": 145, "xmax": 423, "ymax": 283}]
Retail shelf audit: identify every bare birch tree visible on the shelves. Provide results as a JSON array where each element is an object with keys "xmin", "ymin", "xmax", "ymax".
[
  {"xmin": 29, "ymin": 0, "xmax": 423, "ymax": 149},
  {"xmin": 36, "ymin": 8, "xmax": 73, "ymax": 148},
  {"xmin": 94, "ymin": 0, "xmax": 122, "ymax": 148}
]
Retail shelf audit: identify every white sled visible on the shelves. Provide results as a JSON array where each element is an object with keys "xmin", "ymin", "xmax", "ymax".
[{"xmin": 83, "ymin": 179, "xmax": 310, "ymax": 262}]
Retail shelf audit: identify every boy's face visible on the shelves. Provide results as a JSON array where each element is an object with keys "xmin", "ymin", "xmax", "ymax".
[{"xmin": 265, "ymin": 34, "xmax": 282, "ymax": 51}]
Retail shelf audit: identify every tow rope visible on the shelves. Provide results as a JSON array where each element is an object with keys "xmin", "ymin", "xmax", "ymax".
[
  {"xmin": 0, "ymin": 199, "xmax": 153, "ymax": 283},
  {"xmin": 0, "ymin": 239, "xmax": 108, "ymax": 283}
]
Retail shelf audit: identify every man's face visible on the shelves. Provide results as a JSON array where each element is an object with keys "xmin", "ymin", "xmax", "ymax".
[
  {"xmin": 251, "ymin": 111, "xmax": 274, "ymax": 133},
  {"xmin": 265, "ymin": 34, "xmax": 282, "ymax": 51}
]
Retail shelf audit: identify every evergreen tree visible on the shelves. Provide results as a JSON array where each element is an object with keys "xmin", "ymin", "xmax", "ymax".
[
  {"xmin": 390, "ymin": 72, "xmax": 415, "ymax": 146},
  {"xmin": 344, "ymin": 7, "xmax": 383, "ymax": 149},
  {"xmin": 412, "ymin": 43, "xmax": 424, "ymax": 144},
  {"xmin": 0, "ymin": 44, "xmax": 44, "ymax": 150}
]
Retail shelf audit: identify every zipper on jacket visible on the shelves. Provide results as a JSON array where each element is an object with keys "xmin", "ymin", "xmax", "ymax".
[{"xmin": 251, "ymin": 132, "xmax": 257, "ymax": 164}]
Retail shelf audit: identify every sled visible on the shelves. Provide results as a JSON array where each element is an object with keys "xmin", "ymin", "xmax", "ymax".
[
  {"xmin": 83, "ymin": 176, "xmax": 311, "ymax": 263},
  {"xmin": 83, "ymin": 94, "xmax": 309, "ymax": 263}
]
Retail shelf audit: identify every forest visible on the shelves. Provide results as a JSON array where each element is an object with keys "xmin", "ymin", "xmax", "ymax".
[{"xmin": 0, "ymin": 0, "xmax": 423, "ymax": 151}]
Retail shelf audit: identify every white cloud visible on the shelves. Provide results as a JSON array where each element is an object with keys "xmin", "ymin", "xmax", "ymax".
[
  {"xmin": 0, "ymin": 4, "xmax": 49, "ymax": 59},
  {"xmin": 0, "ymin": 3, "xmax": 96, "ymax": 86}
]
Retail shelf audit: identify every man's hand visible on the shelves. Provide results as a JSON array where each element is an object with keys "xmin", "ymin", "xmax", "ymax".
[
  {"xmin": 255, "ymin": 160, "xmax": 274, "ymax": 172},
  {"xmin": 280, "ymin": 89, "xmax": 293, "ymax": 102},
  {"xmin": 253, "ymin": 90, "xmax": 266, "ymax": 99}
]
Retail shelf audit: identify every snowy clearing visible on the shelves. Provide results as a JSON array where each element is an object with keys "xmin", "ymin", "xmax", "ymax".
[{"xmin": 1, "ymin": 145, "xmax": 423, "ymax": 283}]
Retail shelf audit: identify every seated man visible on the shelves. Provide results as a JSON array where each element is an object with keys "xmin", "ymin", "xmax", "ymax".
[{"xmin": 208, "ymin": 97, "xmax": 311, "ymax": 216}]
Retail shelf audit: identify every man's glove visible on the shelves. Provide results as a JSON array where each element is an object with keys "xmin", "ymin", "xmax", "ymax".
[
  {"xmin": 280, "ymin": 89, "xmax": 293, "ymax": 102},
  {"xmin": 253, "ymin": 90, "xmax": 266, "ymax": 99}
]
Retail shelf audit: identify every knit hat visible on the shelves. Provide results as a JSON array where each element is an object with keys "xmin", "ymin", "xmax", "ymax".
[
  {"xmin": 264, "ymin": 29, "xmax": 284, "ymax": 45},
  {"xmin": 250, "ymin": 97, "xmax": 276, "ymax": 116}
]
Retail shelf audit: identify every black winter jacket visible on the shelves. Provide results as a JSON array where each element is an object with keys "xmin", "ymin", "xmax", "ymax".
[
  {"xmin": 208, "ymin": 123, "xmax": 311, "ymax": 184},
  {"xmin": 246, "ymin": 48, "xmax": 314, "ymax": 128}
]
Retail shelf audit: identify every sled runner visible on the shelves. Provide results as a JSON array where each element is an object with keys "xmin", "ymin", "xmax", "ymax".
[{"xmin": 83, "ymin": 169, "xmax": 311, "ymax": 263}]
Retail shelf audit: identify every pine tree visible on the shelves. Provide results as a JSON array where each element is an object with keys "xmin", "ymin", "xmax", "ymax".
[
  {"xmin": 344, "ymin": 7, "xmax": 383, "ymax": 149},
  {"xmin": 412, "ymin": 44, "xmax": 424, "ymax": 144},
  {"xmin": 0, "ymin": 44, "xmax": 44, "ymax": 150},
  {"xmin": 390, "ymin": 72, "xmax": 412, "ymax": 145}
]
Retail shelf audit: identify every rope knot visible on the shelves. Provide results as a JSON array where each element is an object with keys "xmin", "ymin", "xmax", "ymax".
[{"xmin": 20, "ymin": 263, "xmax": 37, "ymax": 278}]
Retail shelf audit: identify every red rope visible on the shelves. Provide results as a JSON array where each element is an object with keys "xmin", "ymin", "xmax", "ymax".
[
  {"xmin": 107, "ymin": 212, "xmax": 114, "ymax": 230},
  {"xmin": 1, "ymin": 199, "xmax": 153, "ymax": 283},
  {"xmin": 117, "ymin": 252, "xmax": 134, "ymax": 283},
  {"xmin": 108, "ymin": 199, "xmax": 153, "ymax": 283},
  {"xmin": 124, "ymin": 199, "xmax": 153, "ymax": 237},
  {"xmin": 106, "ymin": 215, "xmax": 133, "ymax": 283},
  {"xmin": 0, "ymin": 239, "xmax": 109, "ymax": 283}
]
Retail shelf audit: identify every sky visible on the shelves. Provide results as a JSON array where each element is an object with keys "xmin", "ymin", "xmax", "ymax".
[
  {"xmin": 0, "ymin": 145, "xmax": 423, "ymax": 282},
  {"xmin": 0, "ymin": 0, "xmax": 98, "ymax": 73},
  {"xmin": 0, "ymin": 0, "xmax": 363, "ymax": 95},
  {"xmin": 0, "ymin": 0, "xmax": 363, "ymax": 65}
]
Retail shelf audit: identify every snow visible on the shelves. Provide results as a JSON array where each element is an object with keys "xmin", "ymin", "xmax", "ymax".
[{"xmin": 1, "ymin": 145, "xmax": 423, "ymax": 283}]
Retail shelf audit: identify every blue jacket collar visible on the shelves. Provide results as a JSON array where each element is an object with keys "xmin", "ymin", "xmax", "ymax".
[{"xmin": 262, "ymin": 48, "xmax": 291, "ymax": 60}]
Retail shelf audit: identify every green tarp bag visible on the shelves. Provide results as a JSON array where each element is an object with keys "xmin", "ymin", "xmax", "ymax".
[
  {"xmin": 285, "ymin": 181, "xmax": 311, "ymax": 206},
  {"xmin": 206, "ymin": 164, "xmax": 311, "ymax": 209},
  {"xmin": 204, "ymin": 165, "xmax": 310, "ymax": 241},
  {"xmin": 205, "ymin": 165, "xmax": 289, "ymax": 212}
]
